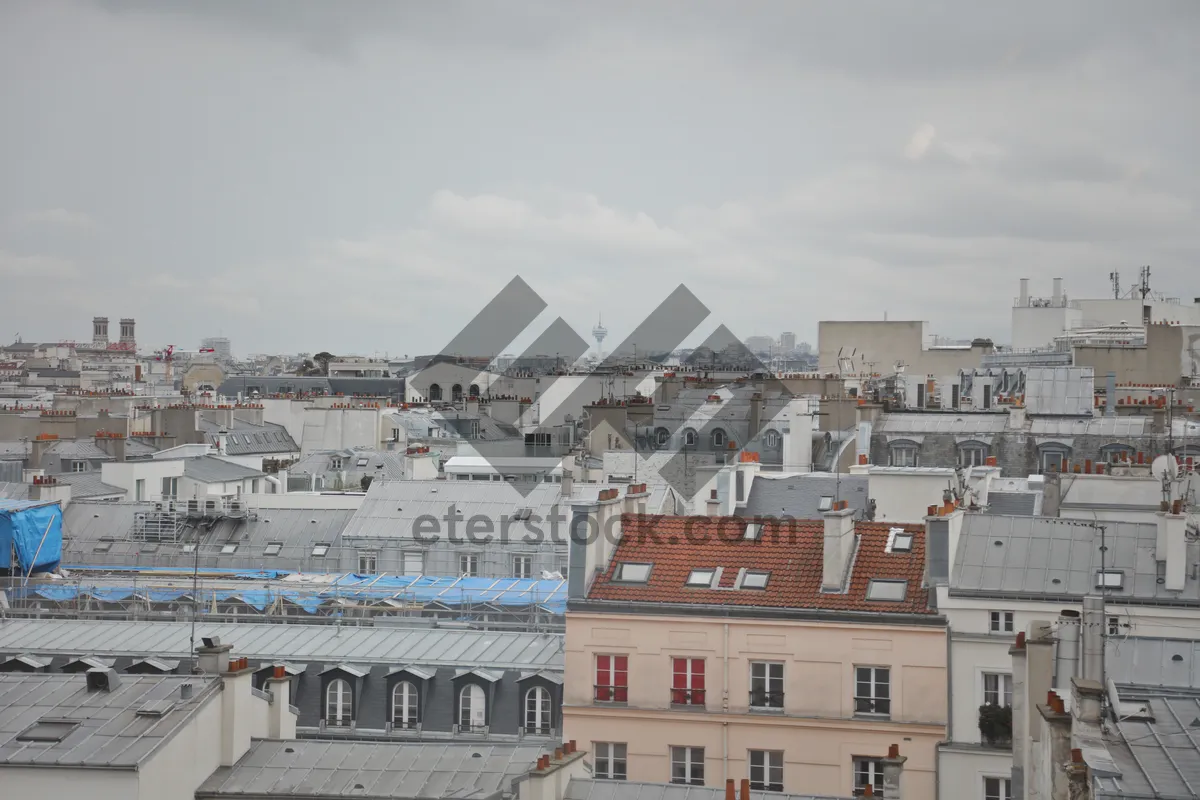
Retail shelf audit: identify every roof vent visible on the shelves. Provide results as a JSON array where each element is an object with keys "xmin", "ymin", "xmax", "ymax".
[{"xmin": 86, "ymin": 667, "xmax": 122, "ymax": 693}]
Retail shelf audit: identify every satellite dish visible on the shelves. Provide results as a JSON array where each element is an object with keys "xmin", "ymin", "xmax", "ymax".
[{"xmin": 1151, "ymin": 455, "xmax": 1180, "ymax": 481}]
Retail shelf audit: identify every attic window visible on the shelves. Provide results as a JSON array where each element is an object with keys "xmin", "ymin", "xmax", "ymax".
[
  {"xmin": 686, "ymin": 569, "xmax": 716, "ymax": 587},
  {"xmin": 818, "ymin": 496, "xmax": 834, "ymax": 512},
  {"xmin": 356, "ymin": 457, "xmax": 369, "ymax": 467},
  {"xmin": 513, "ymin": 508, "xmax": 533, "ymax": 521},
  {"xmin": 182, "ymin": 544, "xmax": 197, "ymax": 553},
  {"xmin": 1096, "ymin": 570, "xmax": 1124, "ymax": 590},
  {"xmin": 220, "ymin": 543, "xmax": 238, "ymax": 555},
  {"xmin": 93, "ymin": 540, "xmax": 113, "ymax": 553},
  {"xmin": 613, "ymin": 563, "xmax": 652, "ymax": 583},
  {"xmin": 887, "ymin": 529, "xmax": 914, "ymax": 553},
  {"xmin": 743, "ymin": 523, "xmax": 763, "ymax": 541},
  {"xmin": 739, "ymin": 571, "xmax": 770, "ymax": 590},
  {"xmin": 17, "ymin": 719, "xmax": 80, "ymax": 743},
  {"xmin": 264, "ymin": 542, "xmax": 283, "ymax": 556},
  {"xmin": 866, "ymin": 579, "xmax": 908, "ymax": 602},
  {"xmin": 312, "ymin": 543, "xmax": 330, "ymax": 557}
]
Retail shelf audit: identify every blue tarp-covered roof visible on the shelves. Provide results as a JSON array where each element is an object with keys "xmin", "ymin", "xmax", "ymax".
[{"xmin": 0, "ymin": 499, "xmax": 63, "ymax": 574}]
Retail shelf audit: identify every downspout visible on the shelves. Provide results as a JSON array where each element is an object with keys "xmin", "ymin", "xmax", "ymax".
[
  {"xmin": 937, "ymin": 621, "xmax": 952, "ymax": 800},
  {"xmin": 722, "ymin": 622, "xmax": 730, "ymax": 785}
]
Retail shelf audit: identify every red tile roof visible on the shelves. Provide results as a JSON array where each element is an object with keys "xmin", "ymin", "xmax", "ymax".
[{"xmin": 585, "ymin": 515, "xmax": 933, "ymax": 615}]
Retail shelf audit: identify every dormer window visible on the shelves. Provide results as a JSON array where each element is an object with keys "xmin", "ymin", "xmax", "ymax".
[
  {"xmin": 738, "ymin": 570, "xmax": 770, "ymax": 590},
  {"xmin": 866, "ymin": 579, "xmax": 908, "ymax": 602}
]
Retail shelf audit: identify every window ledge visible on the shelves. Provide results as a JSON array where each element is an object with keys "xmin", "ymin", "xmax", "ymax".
[
  {"xmin": 669, "ymin": 703, "xmax": 709, "ymax": 712},
  {"xmin": 748, "ymin": 706, "xmax": 786, "ymax": 715}
]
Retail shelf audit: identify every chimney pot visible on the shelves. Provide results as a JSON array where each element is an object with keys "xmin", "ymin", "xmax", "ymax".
[
  {"xmin": 863, "ymin": 785, "xmax": 874, "ymax": 797},
  {"xmin": 1015, "ymin": 631, "xmax": 1026, "ymax": 648},
  {"xmin": 1071, "ymin": 748, "xmax": 1083, "ymax": 764},
  {"xmin": 740, "ymin": 778, "xmax": 751, "ymax": 800},
  {"xmin": 273, "ymin": 665, "xmax": 286, "ymax": 680},
  {"xmin": 568, "ymin": 740, "xmax": 576, "ymax": 753},
  {"xmin": 554, "ymin": 748, "xmax": 563, "ymax": 761},
  {"xmin": 725, "ymin": 779, "xmax": 736, "ymax": 800},
  {"xmin": 888, "ymin": 743, "xmax": 900, "ymax": 759}
]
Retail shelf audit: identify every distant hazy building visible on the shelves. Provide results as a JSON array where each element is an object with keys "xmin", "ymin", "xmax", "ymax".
[
  {"xmin": 743, "ymin": 335, "xmax": 776, "ymax": 355},
  {"xmin": 779, "ymin": 331, "xmax": 797, "ymax": 352},
  {"xmin": 200, "ymin": 337, "xmax": 232, "ymax": 361}
]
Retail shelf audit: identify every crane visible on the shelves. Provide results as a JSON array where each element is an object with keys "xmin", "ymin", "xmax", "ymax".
[{"xmin": 155, "ymin": 345, "xmax": 176, "ymax": 386}]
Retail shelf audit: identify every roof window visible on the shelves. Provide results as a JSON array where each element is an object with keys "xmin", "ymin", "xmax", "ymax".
[
  {"xmin": 886, "ymin": 528, "xmax": 914, "ymax": 553},
  {"xmin": 686, "ymin": 569, "xmax": 716, "ymax": 587},
  {"xmin": 356, "ymin": 457, "xmax": 369, "ymax": 467},
  {"xmin": 17, "ymin": 719, "xmax": 80, "ymax": 743},
  {"xmin": 220, "ymin": 543, "xmax": 238, "ymax": 555},
  {"xmin": 182, "ymin": 544, "xmax": 197, "ymax": 553},
  {"xmin": 866, "ymin": 579, "xmax": 908, "ymax": 602},
  {"xmin": 264, "ymin": 542, "xmax": 283, "ymax": 556},
  {"xmin": 312, "ymin": 543, "xmax": 330, "ymax": 557},
  {"xmin": 738, "ymin": 570, "xmax": 770, "ymax": 590},
  {"xmin": 613, "ymin": 562, "xmax": 652, "ymax": 583},
  {"xmin": 818, "ymin": 496, "xmax": 834, "ymax": 512},
  {"xmin": 1096, "ymin": 570, "xmax": 1124, "ymax": 590},
  {"xmin": 743, "ymin": 523, "xmax": 763, "ymax": 541}
]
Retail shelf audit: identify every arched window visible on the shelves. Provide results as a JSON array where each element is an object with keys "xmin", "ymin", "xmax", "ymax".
[
  {"xmin": 889, "ymin": 440, "xmax": 919, "ymax": 467},
  {"xmin": 764, "ymin": 430, "xmax": 781, "ymax": 448},
  {"xmin": 712, "ymin": 428, "xmax": 727, "ymax": 449},
  {"xmin": 326, "ymin": 678, "xmax": 353, "ymax": 727},
  {"xmin": 469, "ymin": 384, "xmax": 480, "ymax": 398},
  {"xmin": 452, "ymin": 384, "xmax": 464, "ymax": 402},
  {"xmin": 524, "ymin": 686, "xmax": 552, "ymax": 734},
  {"xmin": 392, "ymin": 681, "xmax": 418, "ymax": 729},
  {"xmin": 428, "ymin": 383, "xmax": 442, "ymax": 402},
  {"xmin": 655, "ymin": 427, "xmax": 670, "ymax": 448},
  {"xmin": 459, "ymin": 684, "xmax": 486, "ymax": 731},
  {"xmin": 682, "ymin": 428, "xmax": 697, "ymax": 448},
  {"xmin": 1037, "ymin": 444, "xmax": 1072, "ymax": 474}
]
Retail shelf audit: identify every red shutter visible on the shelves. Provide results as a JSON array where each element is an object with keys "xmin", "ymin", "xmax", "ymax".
[
  {"xmin": 692, "ymin": 660, "xmax": 705, "ymax": 704},
  {"xmin": 614, "ymin": 656, "xmax": 628, "ymax": 703},
  {"xmin": 596, "ymin": 656, "xmax": 610, "ymax": 702},
  {"xmin": 672, "ymin": 658, "xmax": 687, "ymax": 704}
]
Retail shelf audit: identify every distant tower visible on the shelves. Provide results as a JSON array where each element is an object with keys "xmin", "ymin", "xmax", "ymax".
[
  {"xmin": 119, "ymin": 318, "xmax": 136, "ymax": 348},
  {"xmin": 92, "ymin": 316, "xmax": 109, "ymax": 346},
  {"xmin": 592, "ymin": 316, "xmax": 608, "ymax": 355}
]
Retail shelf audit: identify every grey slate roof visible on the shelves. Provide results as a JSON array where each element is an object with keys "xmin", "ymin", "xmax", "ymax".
[
  {"xmin": 0, "ymin": 441, "xmax": 30, "ymax": 459},
  {"xmin": 877, "ymin": 413, "xmax": 1010, "ymax": 435},
  {"xmin": 46, "ymin": 440, "xmax": 112, "ymax": 460},
  {"xmin": 565, "ymin": 781, "xmax": 851, "ymax": 800},
  {"xmin": 950, "ymin": 514, "xmax": 1200, "ymax": 604},
  {"xmin": 197, "ymin": 741, "xmax": 545, "ymax": 798},
  {"xmin": 1029, "ymin": 417, "xmax": 1148, "ymax": 437},
  {"xmin": 198, "ymin": 418, "xmax": 299, "ymax": 456},
  {"xmin": 0, "ymin": 672, "xmax": 219, "ymax": 768},
  {"xmin": 290, "ymin": 449, "xmax": 408, "ymax": 481},
  {"xmin": 57, "ymin": 470, "xmax": 126, "ymax": 499},
  {"xmin": 983, "ymin": 491, "xmax": 1038, "ymax": 516},
  {"xmin": 0, "ymin": 620, "xmax": 564, "ymax": 670},
  {"xmin": 737, "ymin": 472, "xmax": 870, "ymax": 519},
  {"xmin": 1098, "ymin": 693, "xmax": 1200, "ymax": 800},
  {"xmin": 183, "ymin": 456, "xmax": 267, "ymax": 483}
]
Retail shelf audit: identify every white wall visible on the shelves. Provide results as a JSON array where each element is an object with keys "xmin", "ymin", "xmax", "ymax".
[
  {"xmin": 300, "ymin": 408, "xmax": 381, "ymax": 455},
  {"xmin": 248, "ymin": 492, "xmax": 366, "ymax": 510},
  {"xmin": 260, "ymin": 398, "xmax": 308, "ymax": 445},
  {"xmin": 0, "ymin": 768, "xmax": 136, "ymax": 800},
  {"xmin": 863, "ymin": 467, "xmax": 958, "ymax": 523},
  {"xmin": 102, "ymin": 460, "xmax": 185, "ymax": 502},
  {"xmin": 138, "ymin": 692, "xmax": 224, "ymax": 800},
  {"xmin": 1076, "ymin": 298, "xmax": 1200, "ymax": 327},
  {"xmin": 1011, "ymin": 306, "xmax": 1083, "ymax": 350}
]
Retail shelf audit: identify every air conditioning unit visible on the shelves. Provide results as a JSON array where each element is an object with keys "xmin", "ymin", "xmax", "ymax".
[
  {"xmin": 187, "ymin": 499, "xmax": 200, "ymax": 515},
  {"xmin": 153, "ymin": 502, "xmax": 164, "ymax": 512}
]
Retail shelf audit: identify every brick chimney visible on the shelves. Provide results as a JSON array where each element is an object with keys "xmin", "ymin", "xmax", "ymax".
[
  {"xmin": 822, "ymin": 502, "xmax": 856, "ymax": 591},
  {"xmin": 880, "ymin": 743, "xmax": 906, "ymax": 799}
]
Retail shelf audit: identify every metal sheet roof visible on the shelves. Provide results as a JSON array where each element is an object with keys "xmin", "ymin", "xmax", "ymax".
[
  {"xmin": 564, "ymin": 781, "xmax": 851, "ymax": 800},
  {"xmin": 1025, "ymin": 366, "xmax": 1095, "ymax": 416},
  {"xmin": 0, "ymin": 672, "xmax": 219, "ymax": 768},
  {"xmin": 1106, "ymin": 638, "xmax": 1200, "ymax": 690},
  {"xmin": 196, "ymin": 740, "xmax": 546, "ymax": 798},
  {"xmin": 950, "ymin": 514, "xmax": 1200, "ymax": 603},
  {"xmin": 57, "ymin": 471, "xmax": 126, "ymax": 499},
  {"xmin": 1099, "ymin": 693, "xmax": 1200, "ymax": 799},
  {"xmin": 877, "ymin": 413, "xmax": 1009, "ymax": 434},
  {"xmin": 183, "ymin": 456, "xmax": 267, "ymax": 483},
  {"xmin": 1029, "ymin": 417, "xmax": 1147, "ymax": 437},
  {"xmin": 738, "ymin": 472, "xmax": 870, "ymax": 519},
  {"xmin": 0, "ymin": 620, "xmax": 564, "ymax": 670}
]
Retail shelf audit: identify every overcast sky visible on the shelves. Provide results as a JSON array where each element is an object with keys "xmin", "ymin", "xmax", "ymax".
[{"xmin": 2, "ymin": 1, "xmax": 1197, "ymax": 359}]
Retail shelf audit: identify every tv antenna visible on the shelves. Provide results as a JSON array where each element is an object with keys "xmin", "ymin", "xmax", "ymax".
[
  {"xmin": 1151, "ymin": 454, "xmax": 1180, "ymax": 508},
  {"xmin": 1109, "ymin": 271, "xmax": 1120, "ymax": 300},
  {"xmin": 1139, "ymin": 266, "xmax": 1152, "ymax": 301}
]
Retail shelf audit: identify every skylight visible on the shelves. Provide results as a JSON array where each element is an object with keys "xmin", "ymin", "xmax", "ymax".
[
  {"xmin": 356, "ymin": 457, "xmax": 369, "ymax": 467},
  {"xmin": 818, "ymin": 496, "xmax": 833, "ymax": 512},
  {"xmin": 182, "ymin": 544, "xmax": 197, "ymax": 553},
  {"xmin": 866, "ymin": 579, "xmax": 908, "ymax": 602},
  {"xmin": 264, "ymin": 542, "xmax": 283, "ymax": 556},
  {"xmin": 887, "ymin": 528, "xmax": 914, "ymax": 553},
  {"xmin": 686, "ymin": 569, "xmax": 716, "ymax": 587},
  {"xmin": 613, "ymin": 562, "xmax": 652, "ymax": 583},
  {"xmin": 220, "ymin": 543, "xmax": 238, "ymax": 555},
  {"xmin": 312, "ymin": 544, "xmax": 330, "ymax": 557},
  {"xmin": 17, "ymin": 719, "xmax": 80, "ymax": 743},
  {"xmin": 739, "ymin": 571, "xmax": 770, "ymax": 590},
  {"xmin": 1096, "ymin": 570, "xmax": 1124, "ymax": 589},
  {"xmin": 743, "ymin": 523, "xmax": 763, "ymax": 541}
]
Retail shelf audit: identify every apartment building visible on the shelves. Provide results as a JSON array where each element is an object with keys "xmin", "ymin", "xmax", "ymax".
[{"xmin": 563, "ymin": 505, "xmax": 947, "ymax": 798}]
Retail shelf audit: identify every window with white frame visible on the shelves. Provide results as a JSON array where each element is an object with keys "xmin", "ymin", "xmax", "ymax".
[
  {"xmin": 671, "ymin": 658, "xmax": 706, "ymax": 706},
  {"xmin": 750, "ymin": 661, "xmax": 784, "ymax": 709},
  {"xmin": 392, "ymin": 681, "xmax": 418, "ymax": 729},
  {"xmin": 712, "ymin": 428, "xmax": 726, "ymax": 449},
  {"xmin": 458, "ymin": 684, "xmax": 486, "ymax": 730},
  {"xmin": 513, "ymin": 555, "xmax": 533, "ymax": 579},
  {"xmin": 524, "ymin": 686, "xmax": 552, "ymax": 734},
  {"xmin": 749, "ymin": 750, "xmax": 783, "ymax": 792},
  {"xmin": 326, "ymin": 678, "xmax": 353, "ymax": 726},
  {"xmin": 889, "ymin": 442, "xmax": 918, "ymax": 467},
  {"xmin": 593, "ymin": 742, "xmax": 627, "ymax": 780},
  {"xmin": 853, "ymin": 758, "xmax": 883, "ymax": 796},
  {"xmin": 764, "ymin": 430, "xmax": 780, "ymax": 448},
  {"xmin": 670, "ymin": 746, "xmax": 704, "ymax": 786},
  {"xmin": 71, "ymin": 460, "xmax": 88, "ymax": 472},
  {"xmin": 984, "ymin": 776, "xmax": 1013, "ymax": 800},
  {"xmin": 989, "ymin": 610, "xmax": 1014, "ymax": 633},
  {"xmin": 460, "ymin": 553, "xmax": 479, "ymax": 576},
  {"xmin": 400, "ymin": 551, "xmax": 423, "ymax": 576},
  {"xmin": 854, "ymin": 666, "xmax": 890, "ymax": 716},
  {"xmin": 357, "ymin": 551, "xmax": 377, "ymax": 574},
  {"xmin": 161, "ymin": 476, "xmax": 178, "ymax": 498},
  {"xmin": 682, "ymin": 428, "xmax": 697, "ymax": 447},
  {"xmin": 331, "ymin": 457, "xmax": 343, "ymax": 470},
  {"xmin": 1039, "ymin": 447, "xmax": 1070, "ymax": 474},
  {"xmin": 983, "ymin": 673, "xmax": 1013, "ymax": 707},
  {"xmin": 959, "ymin": 443, "xmax": 988, "ymax": 467}
]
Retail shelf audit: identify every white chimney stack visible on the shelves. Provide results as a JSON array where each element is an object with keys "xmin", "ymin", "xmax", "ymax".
[
  {"xmin": 1052, "ymin": 277, "xmax": 1064, "ymax": 305},
  {"xmin": 1019, "ymin": 278, "xmax": 1030, "ymax": 308},
  {"xmin": 822, "ymin": 503, "xmax": 857, "ymax": 591},
  {"xmin": 1157, "ymin": 510, "xmax": 1188, "ymax": 591}
]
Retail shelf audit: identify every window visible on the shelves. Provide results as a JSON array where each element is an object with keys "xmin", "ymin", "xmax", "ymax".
[
  {"xmin": 764, "ymin": 430, "xmax": 780, "ymax": 448},
  {"xmin": 524, "ymin": 686, "xmax": 552, "ymax": 734},
  {"xmin": 402, "ymin": 551, "xmax": 424, "ymax": 576},
  {"xmin": 853, "ymin": 758, "xmax": 883, "ymax": 796},
  {"xmin": 94, "ymin": 539, "xmax": 114, "ymax": 553},
  {"xmin": 889, "ymin": 443, "xmax": 918, "ymax": 467},
  {"xmin": 886, "ymin": 528, "xmax": 914, "ymax": 553},
  {"xmin": 513, "ymin": 555, "xmax": 533, "ymax": 579},
  {"xmin": 683, "ymin": 429, "xmax": 696, "ymax": 447},
  {"xmin": 1096, "ymin": 570, "xmax": 1124, "ymax": 589},
  {"xmin": 135, "ymin": 479, "xmax": 145, "ymax": 502},
  {"xmin": 355, "ymin": 456, "xmax": 369, "ymax": 468},
  {"xmin": 428, "ymin": 384, "xmax": 442, "ymax": 401},
  {"xmin": 459, "ymin": 554, "xmax": 479, "ymax": 577},
  {"xmin": 749, "ymin": 750, "xmax": 783, "ymax": 792},
  {"xmin": 330, "ymin": 458, "xmax": 343, "ymax": 470},
  {"xmin": 264, "ymin": 542, "xmax": 283, "ymax": 556},
  {"xmin": 984, "ymin": 777, "xmax": 1013, "ymax": 800},
  {"xmin": 983, "ymin": 673, "xmax": 1013, "ymax": 707},
  {"xmin": 326, "ymin": 678, "xmax": 353, "ymax": 726},
  {"xmin": 990, "ymin": 611, "xmax": 1015, "ymax": 633},
  {"xmin": 739, "ymin": 570, "xmax": 770, "ymax": 590},
  {"xmin": 743, "ymin": 523, "xmax": 763, "ymax": 540},
  {"xmin": 670, "ymin": 746, "xmax": 705, "ymax": 786},
  {"xmin": 959, "ymin": 444, "xmax": 987, "ymax": 467},
  {"xmin": 182, "ymin": 543, "xmax": 196, "ymax": 553},
  {"xmin": 593, "ymin": 742, "xmax": 627, "ymax": 780},
  {"xmin": 1109, "ymin": 616, "xmax": 1123, "ymax": 636},
  {"xmin": 358, "ymin": 551, "xmax": 377, "ymax": 574},
  {"xmin": 613, "ymin": 562, "xmax": 652, "ymax": 583},
  {"xmin": 312, "ymin": 543, "xmax": 330, "ymax": 557},
  {"xmin": 1039, "ymin": 447, "xmax": 1070, "ymax": 474},
  {"xmin": 72, "ymin": 460, "xmax": 87, "ymax": 472},
  {"xmin": 655, "ymin": 428, "xmax": 670, "ymax": 447},
  {"xmin": 712, "ymin": 428, "xmax": 726, "ymax": 449},
  {"xmin": 671, "ymin": 658, "xmax": 706, "ymax": 706},
  {"xmin": 392, "ymin": 681, "xmax": 418, "ymax": 729},
  {"xmin": 220, "ymin": 543, "xmax": 238, "ymax": 555},
  {"xmin": 866, "ymin": 580, "xmax": 907, "ymax": 601},
  {"xmin": 983, "ymin": 384, "xmax": 993, "ymax": 410},
  {"xmin": 1101, "ymin": 446, "xmax": 1133, "ymax": 464},
  {"xmin": 452, "ymin": 384, "xmax": 463, "ymax": 402},
  {"xmin": 161, "ymin": 477, "xmax": 178, "ymax": 498},
  {"xmin": 818, "ymin": 496, "xmax": 834, "ymax": 512},
  {"xmin": 750, "ymin": 661, "xmax": 784, "ymax": 709},
  {"xmin": 458, "ymin": 684, "xmax": 486, "ymax": 730},
  {"xmin": 686, "ymin": 569, "xmax": 716, "ymax": 587},
  {"xmin": 854, "ymin": 666, "xmax": 890, "ymax": 716},
  {"xmin": 594, "ymin": 655, "xmax": 628, "ymax": 703}
]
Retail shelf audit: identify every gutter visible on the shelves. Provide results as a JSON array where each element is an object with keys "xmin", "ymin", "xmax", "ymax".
[{"xmin": 567, "ymin": 599, "xmax": 947, "ymax": 627}]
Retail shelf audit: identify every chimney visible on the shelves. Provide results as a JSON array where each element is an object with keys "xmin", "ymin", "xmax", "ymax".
[
  {"xmin": 1019, "ymin": 277, "xmax": 1030, "ymax": 307},
  {"xmin": 1052, "ymin": 277, "xmax": 1064, "ymax": 305},
  {"xmin": 264, "ymin": 665, "xmax": 298, "ymax": 740},
  {"xmin": 560, "ymin": 468, "xmax": 574, "ymax": 500},
  {"xmin": 1152, "ymin": 406, "xmax": 1167, "ymax": 434},
  {"xmin": 94, "ymin": 432, "xmax": 127, "ymax": 462},
  {"xmin": 740, "ymin": 779, "xmax": 750, "ymax": 800},
  {"xmin": 1157, "ymin": 509, "xmax": 1188, "ymax": 591},
  {"xmin": 196, "ymin": 637, "xmax": 231, "ymax": 675},
  {"xmin": 29, "ymin": 478, "xmax": 71, "ymax": 509},
  {"xmin": 880, "ymin": 744, "xmax": 906, "ymax": 799},
  {"xmin": 216, "ymin": 429, "xmax": 228, "ymax": 456},
  {"xmin": 1071, "ymin": 676, "xmax": 1104, "ymax": 725},
  {"xmin": 215, "ymin": 407, "xmax": 235, "ymax": 430},
  {"xmin": 857, "ymin": 421, "xmax": 872, "ymax": 465},
  {"xmin": 31, "ymin": 436, "xmax": 55, "ymax": 467},
  {"xmin": 219, "ymin": 653, "xmax": 255, "ymax": 767},
  {"xmin": 1024, "ymin": 621, "xmax": 1055, "ymax": 747},
  {"xmin": 1054, "ymin": 610, "xmax": 1081, "ymax": 692},
  {"xmin": 623, "ymin": 481, "xmax": 648, "ymax": 517},
  {"xmin": 1080, "ymin": 596, "xmax": 1105, "ymax": 683},
  {"xmin": 822, "ymin": 503, "xmax": 856, "ymax": 591},
  {"xmin": 1009, "ymin": 631, "xmax": 1029, "ymax": 794},
  {"xmin": 517, "ymin": 744, "xmax": 588, "ymax": 800},
  {"xmin": 707, "ymin": 489, "xmax": 721, "ymax": 517}
]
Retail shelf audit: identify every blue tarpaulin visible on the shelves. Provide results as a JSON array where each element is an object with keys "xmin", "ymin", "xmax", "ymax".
[{"xmin": 0, "ymin": 499, "xmax": 63, "ymax": 574}]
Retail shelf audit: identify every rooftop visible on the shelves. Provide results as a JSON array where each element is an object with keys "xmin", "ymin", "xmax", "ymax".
[
  {"xmin": 197, "ymin": 741, "xmax": 546, "ymax": 799},
  {"xmin": 1098, "ymin": 691, "xmax": 1200, "ymax": 800},
  {"xmin": 565, "ymin": 781, "xmax": 850, "ymax": 800},
  {"xmin": 183, "ymin": 456, "xmax": 267, "ymax": 483},
  {"xmin": 584, "ymin": 515, "xmax": 934, "ymax": 617},
  {"xmin": 56, "ymin": 470, "xmax": 126, "ymax": 499},
  {"xmin": 0, "ymin": 672, "xmax": 218, "ymax": 769},
  {"xmin": 198, "ymin": 418, "xmax": 299, "ymax": 456},
  {"xmin": 737, "ymin": 472, "xmax": 870, "ymax": 519}
]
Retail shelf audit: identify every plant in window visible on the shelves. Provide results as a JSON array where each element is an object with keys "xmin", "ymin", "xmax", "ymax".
[{"xmin": 978, "ymin": 703, "xmax": 1013, "ymax": 745}]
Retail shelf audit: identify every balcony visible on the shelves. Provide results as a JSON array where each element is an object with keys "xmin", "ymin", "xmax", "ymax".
[
  {"xmin": 670, "ymin": 688, "xmax": 707, "ymax": 709},
  {"xmin": 978, "ymin": 704, "xmax": 1013, "ymax": 748},
  {"xmin": 749, "ymin": 689, "xmax": 785, "ymax": 712},
  {"xmin": 853, "ymin": 697, "xmax": 891, "ymax": 718},
  {"xmin": 594, "ymin": 684, "xmax": 628, "ymax": 704}
]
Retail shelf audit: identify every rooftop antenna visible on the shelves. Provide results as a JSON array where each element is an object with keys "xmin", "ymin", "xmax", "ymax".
[
  {"xmin": 1151, "ymin": 454, "xmax": 1180, "ymax": 508},
  {"xmin": 1109, "ymin": 271, "xmax": 1121, "ymax": 300},
  {"xmin": 1139, "ymin": 266, "xmax": 1152, "ymax": 301}
]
